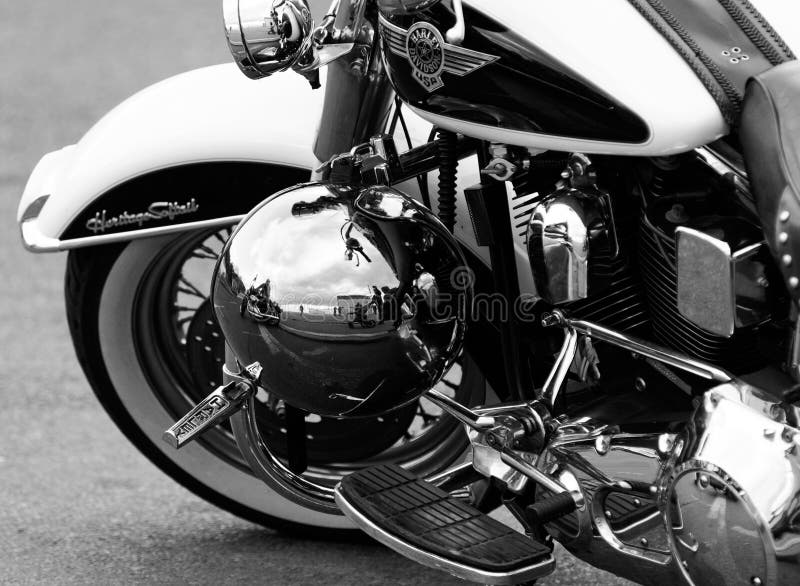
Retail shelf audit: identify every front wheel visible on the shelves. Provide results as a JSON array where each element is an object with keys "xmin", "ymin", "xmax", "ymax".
[{"xmin": 65, "ymin": 228, "xmax": 484, "ymax": 535}]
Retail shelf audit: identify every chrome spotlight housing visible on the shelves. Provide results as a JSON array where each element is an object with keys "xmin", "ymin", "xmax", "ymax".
[
  {"xmin": 212, "ymin": 182, "xmax": 471, "ymax": 418},
  {"xmin": 223, "ymin": 0, "xmax": 314, "ymax": 79}
]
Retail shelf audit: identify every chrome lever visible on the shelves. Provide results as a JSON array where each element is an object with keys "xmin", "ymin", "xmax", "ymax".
[
  {"xmin": 500, "ymin": 448, "xmax": 585, "ymax": 509},
  {"xmin": 425, "ymin": 388, "xmax": 495, "ymax": 430}
]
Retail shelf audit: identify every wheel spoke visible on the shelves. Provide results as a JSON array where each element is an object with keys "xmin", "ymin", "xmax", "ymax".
[
  {"xmin": 416, "ymin": 404, "xmax": 439, "ymax": 425},
  {"xmin": 441, "ymin": 379, "xmax": 459, "ymax": 391},
  {"xmin": 177, "ymin": 276, "xmax": 206, "ymax": 299},
  {"xmin": 190, "ymin": 243, "xmax": 219, "ymax": 260}
]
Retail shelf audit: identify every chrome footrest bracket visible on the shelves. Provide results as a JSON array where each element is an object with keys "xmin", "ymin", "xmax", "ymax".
[
  {"xmin": 424, "ymin": 388, "xmax": 584, "ymax": 508},
  {"xmin": 162, "ymin": 362, "xmax": 261, "ymax": 449}
]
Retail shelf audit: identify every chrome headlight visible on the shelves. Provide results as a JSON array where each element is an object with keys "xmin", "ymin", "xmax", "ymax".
[{"xmin": 224, "ymin": 0, "xmax": 314, "ymax": 79}]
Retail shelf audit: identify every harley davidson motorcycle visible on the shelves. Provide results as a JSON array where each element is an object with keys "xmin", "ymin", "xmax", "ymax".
[{"xmin": 17, "ymin": 0, "xmax": 800, "ymax": 584}]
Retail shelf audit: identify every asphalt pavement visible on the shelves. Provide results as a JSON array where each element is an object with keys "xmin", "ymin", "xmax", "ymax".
[{"xmin": 0, "ymin": 2, "xmax": 631, "ymax": 584}]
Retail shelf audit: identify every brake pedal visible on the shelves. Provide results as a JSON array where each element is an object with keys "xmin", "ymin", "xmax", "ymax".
[{"xmin": 335, "ymin": 464, "xmax": 555, "ymax": 585}]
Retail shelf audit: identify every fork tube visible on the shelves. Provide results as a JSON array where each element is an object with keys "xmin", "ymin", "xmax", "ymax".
[{"xmin": 312, "ymin": 40, "xmax": 394, "ymax": 164}]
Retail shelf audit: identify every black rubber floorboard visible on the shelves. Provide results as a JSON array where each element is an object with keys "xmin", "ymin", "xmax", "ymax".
[{"xmin": 339, "ymin": 464, "xmax": 551, "ymax": 573}]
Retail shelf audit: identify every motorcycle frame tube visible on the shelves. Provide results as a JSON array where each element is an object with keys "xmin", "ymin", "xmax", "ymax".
[{"xmin": 476, "ymin": 151, "xmax": 536, "ymax": 402}]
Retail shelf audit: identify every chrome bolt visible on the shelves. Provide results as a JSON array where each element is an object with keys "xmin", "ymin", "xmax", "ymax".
[
  {"xmin": 698, "ymin": 474, "xmax": 710, "ymax": 489},
  {"xmin": 782, "ymin": 428, "xmax": 796, "ymax": 443},
  {"xmin": 634, "ymin": 377, "xmax": 646, "ymax": 392},
  {"xmin": 349, "ymin": 58, "xmax": 366, "ymax": 75},
  {"xmin": 657, "ymin": 434, "xmax": 675, "ymax": 456},
  {"xmin": 541, "ymin": 312, "xmax": 560, "ymax": 328},
  {"xmin": 595, "ymin": 435, "xmax": 611, "ymax": 456},
  {"xmin": 633, "ymin": 498, "xmax": 642, "ymax": 507},
  {"xmin": 751, "ymin": 578, "xmax": 763, "ymax": 586},
  {"xmin": 605, "ymin": 509, "xmax": 613, "ymax": 519},
  {"xmin": 791, "ymin": 277, "xmax": 800, "ymax": 289},
  {"xmin": 770, "ymin": 404, "xmax": 786, "ymax": 422},
  {"xmin": 780, "ymin": 232, "xmax": 789, "ymax": 244},
  {"xmin": 780, "ymin": 210, "xmax": 791, "ymax": 222},
  {"xmin": 640, "ymin": 538, "xmax": 649, "ymax": 547},
  {"xmin": 784, "ymin": 255, "xmax": 793, "ymax": 267}
]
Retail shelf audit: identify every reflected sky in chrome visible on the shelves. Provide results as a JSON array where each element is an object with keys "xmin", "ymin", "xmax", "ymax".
[{"xmin": 228, "ymin": 185, "xmax": 399, "ymax": 307}]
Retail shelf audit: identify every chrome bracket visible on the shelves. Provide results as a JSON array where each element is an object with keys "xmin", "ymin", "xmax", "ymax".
[
  {"xmin": 480, "ymin": 157, "xmax": 518, "ymax": 181},
  {"xmin": 424, "ymin": 388, "xmax": 584, "ymax": 506}
]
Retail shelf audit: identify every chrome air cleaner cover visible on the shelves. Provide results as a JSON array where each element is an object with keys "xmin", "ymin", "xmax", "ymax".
[{"xmin": 212, "ymin": 182, "xmax": 470, "ymax": 418}]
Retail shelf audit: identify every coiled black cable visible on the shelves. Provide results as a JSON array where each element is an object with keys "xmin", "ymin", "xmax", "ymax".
[{"xmin": 436, "ymin": 129, "xmax": 458, "ymax": 233}]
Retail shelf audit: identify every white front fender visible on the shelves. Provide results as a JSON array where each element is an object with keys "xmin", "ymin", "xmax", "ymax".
[
  {"xmin": 16, "ymin": 62, "xmax": 501, "ymax": 282},
  {"xmin": 18, "ymin": 64, "xmax": 330, "ymax": 251}
]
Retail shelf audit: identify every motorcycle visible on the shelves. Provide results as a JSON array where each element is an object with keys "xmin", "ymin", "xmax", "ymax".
[{"xmin": 17, "ymin": 0, "xmax": 800, "ymax": 583}]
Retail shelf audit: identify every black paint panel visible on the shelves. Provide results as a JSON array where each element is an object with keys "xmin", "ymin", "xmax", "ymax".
[
  {"xmin": 61, "ymin": 163, "xmax": 309, "ymax": 239},
  {"xmin": 380, "ymin": 3, "xmax": 650, "ymax": 143}
]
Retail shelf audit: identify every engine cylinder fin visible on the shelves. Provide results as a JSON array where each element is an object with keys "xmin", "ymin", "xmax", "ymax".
[{"xmin": 637, "ymin": 221, "xmax": 761, "ymax": 372}]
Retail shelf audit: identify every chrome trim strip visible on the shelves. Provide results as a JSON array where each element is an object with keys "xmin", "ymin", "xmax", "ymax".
[
  {"xmin": 695, "ymin": 145, "xmax": 749, "ymax": 186},
  {"xmin": 19, "ymin": 215, "xmax": 244, "ymax": 253},
  {"xmin": 334, "ymin": 486, "xmax": 556, "ymax": 585}
]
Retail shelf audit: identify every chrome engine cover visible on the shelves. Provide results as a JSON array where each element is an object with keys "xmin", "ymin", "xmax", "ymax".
[
  {"xmin": 212, "ymin": 182, "xmax": 470, "ymax": 418},
  {"xmin": 526, "ymin": 155, "xmax": 616, "ymax": 305},
  {"xmin": 659, "ymin": 384, "xmax": 800, "ymax": 586},
  {"xmin": 537, "ymin": 384, "xmax": 800, "ymax": 586}
]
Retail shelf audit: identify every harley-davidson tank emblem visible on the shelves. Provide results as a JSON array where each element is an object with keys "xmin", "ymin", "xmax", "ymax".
[
  {"xmin": 379, "ymin": 16, "xmax": 498, "ymax": 92},
  {"xmin": 85, "ymin": 198, "xmax": 200, "ymax": 234}
]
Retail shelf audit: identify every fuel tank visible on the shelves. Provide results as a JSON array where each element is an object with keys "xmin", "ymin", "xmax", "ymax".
[{"xmin": 378, "ymin": 0, "xmax": 799, "ymax": 156}]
